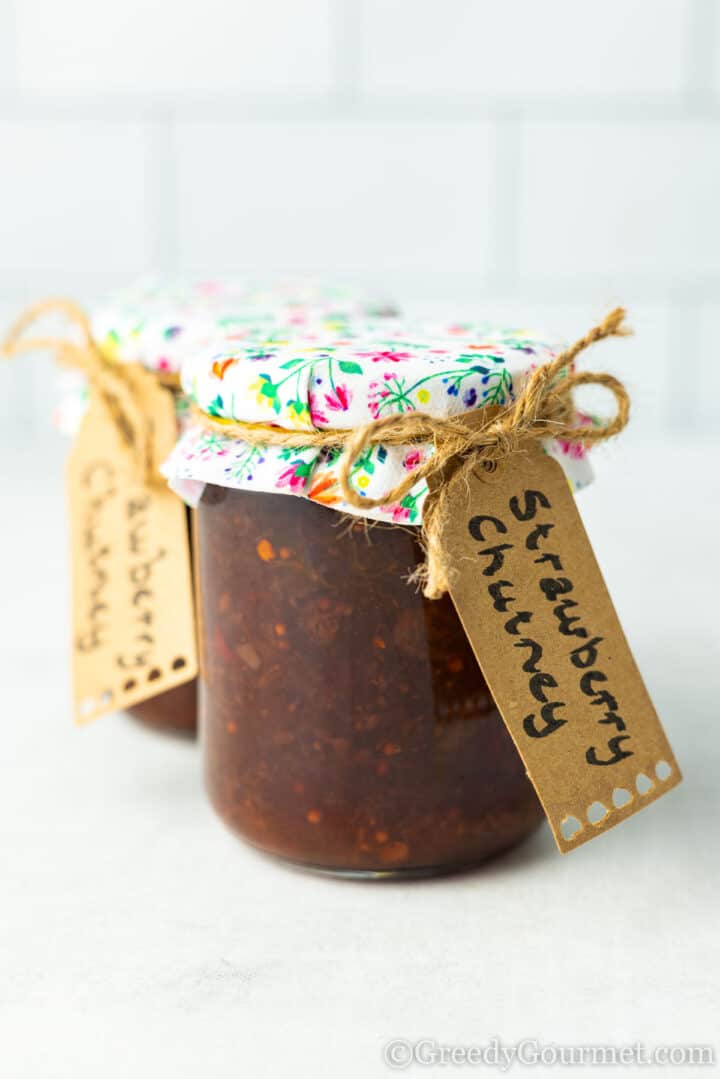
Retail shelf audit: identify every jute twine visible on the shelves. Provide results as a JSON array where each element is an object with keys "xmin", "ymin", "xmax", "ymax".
[
  {"xmin": 193, "ymin": 307, "xmax": 631, "ymax": 598},
  {"xmin": 1, "ymin": 298, "xmax": 178, "ymax": 483}
]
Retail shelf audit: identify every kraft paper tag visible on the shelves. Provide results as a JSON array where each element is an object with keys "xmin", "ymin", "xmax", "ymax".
[
  {"xmin": 435, "ymin": 444, "xmax": 681, "ymax": 852},
  {"xmin": 67, "ymin": 370, "xmax": 197, "ymax": 723}
]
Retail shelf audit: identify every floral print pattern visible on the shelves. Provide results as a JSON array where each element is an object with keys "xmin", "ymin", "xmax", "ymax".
[
  {"xmin": 56, "ymin": 278, "xmax": 397, "ymax": 436},
  {"xmin": 91, "ymin": 277, "xmax": 398, "ymax": 374},
  {"xmin": 164, "ymin": 320, "xmax": 596, "ymax": 524}
]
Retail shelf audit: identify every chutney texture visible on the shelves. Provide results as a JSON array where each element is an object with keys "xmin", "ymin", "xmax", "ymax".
[{"xmin": 197, "ymin": 485, "xmax": 543, "ymax": 874}]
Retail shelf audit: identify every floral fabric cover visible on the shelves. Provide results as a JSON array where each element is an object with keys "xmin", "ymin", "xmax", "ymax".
[
  {"xmin": 162, "ymin": 321, "xmax": 595, "ymax": 525},
  {"xmin": 91, "ymin": 277, "xmax": 398, "ymax": 374},
  {"xmin": 55, "ymin": 277, "xmax": 397, "ymax": 434}
]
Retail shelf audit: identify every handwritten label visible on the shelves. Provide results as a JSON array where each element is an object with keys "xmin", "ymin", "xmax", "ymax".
[
  {"xmin": 436, "ymin": 444, "xmax": 681, "ymax": 852},
  {"xmin": 67, "ymin": 372, "xmax": 197, "ymax": 723}
]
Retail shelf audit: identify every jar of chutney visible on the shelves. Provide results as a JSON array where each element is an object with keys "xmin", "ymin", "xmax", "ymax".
[{"xmin": 164, "ymin": 322, "xmax": 592, "ymax": 875}]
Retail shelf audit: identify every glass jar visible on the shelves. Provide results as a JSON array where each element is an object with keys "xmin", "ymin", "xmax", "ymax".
[
  {"xmin": 127, "ymin": 507, "xmax": 197, "ymax": 736},
  {"xmin": 128, "ymin": 677, "xmax": 197, "ymax": 736},
  {"xmin": 196, "ymin": 484, "xmax": 544, "ymax": 877}
]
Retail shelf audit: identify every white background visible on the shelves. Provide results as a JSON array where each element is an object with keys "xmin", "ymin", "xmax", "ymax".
[
  {"xmin": 1, "ymin": 0, "xmax": 720, "ymax": 440},
  {"xmin": 0, "ymin": 2, "xmax": 718, "ymax": 1076}
]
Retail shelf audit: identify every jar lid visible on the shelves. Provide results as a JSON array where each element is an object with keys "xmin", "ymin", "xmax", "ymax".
[
  {"xmin": 56, "ymin": 278, "xmax": 397, "ymax": 437},
  {"xmin": 91, "ymin": 278, "xmax": 397, "ymax": 375},
  {"xmin": 163, "ymin": 321, "xmax": 595, "ymax": 524}
]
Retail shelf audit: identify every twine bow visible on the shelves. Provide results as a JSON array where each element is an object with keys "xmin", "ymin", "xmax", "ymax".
[
  {"xmin": 195, "ymin": 308, "xmax": 631, "ymax": 598},
  {"xmin": 1, "ymin": 298, "xmax": 166, "ymax": 484}
]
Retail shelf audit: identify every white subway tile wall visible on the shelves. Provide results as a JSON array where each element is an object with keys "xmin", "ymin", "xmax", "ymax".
[
  {"xmin": 1, "ymin": 0, "xmax": 718, "ymax": 440},
  {"xmin": 697, "ymin": 304, "xmax": 720, "ymax": 427},
  {"xmin": 14, "ymin": 0, "xmax": 335, "ymax": 96},
  {"xmin": 517, "ymin": 121, "xmax": 720, "ymax": 280},
  {"xmin": 0, "ymin": 119, "xmax": 150, "ymax": 276},
  {"xmin": 174, "ymin": 120, "xmax": 495, "ymax": 275},
  {"xmin": 358, "ymin": 0, "xmax": 690, "ymax": 99}
]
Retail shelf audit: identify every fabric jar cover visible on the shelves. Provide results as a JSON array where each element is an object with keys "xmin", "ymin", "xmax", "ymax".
[
  {"xmin": 91, "ymin": 277, "xmax": 398, "ymax": 376},
  {"xmin": 54, "ymin": 277, "xmax": 397, "ymax": 435},
  {"xmin": 162, "ymin": 320, "xmax": 596, "ymax": 525}
]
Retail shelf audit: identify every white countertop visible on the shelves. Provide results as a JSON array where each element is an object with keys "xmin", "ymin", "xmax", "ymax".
[{"xmin": 1, "ymin": 435, "xmax": 718, "ymax": 1078}]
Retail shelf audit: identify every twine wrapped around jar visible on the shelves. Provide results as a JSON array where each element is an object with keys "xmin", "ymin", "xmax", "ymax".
[{"xmin": 190, "ymin": 308, "xmax": 631, "ymax": 598}]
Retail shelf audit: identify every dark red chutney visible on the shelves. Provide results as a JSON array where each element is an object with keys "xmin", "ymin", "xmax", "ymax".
[
  {"xmin": 127, "ymin": 508, "xmax": 197, "ymax": 737},
  {"xmin": 197, "ymin": 485, "xmax": 543, "ymax": 876}
]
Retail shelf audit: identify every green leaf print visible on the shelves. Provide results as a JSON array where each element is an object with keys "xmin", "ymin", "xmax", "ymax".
[{"xmin": 338, "ymin": 360, "xmax": 363, "ymax": 375}]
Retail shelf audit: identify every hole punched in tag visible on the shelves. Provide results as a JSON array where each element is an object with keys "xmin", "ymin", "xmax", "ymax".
[
  {"xmin": 557, "ymin": 756, "xmax": 677, "ymax": 849},
  {"xmin": 636, "ymin": 773, "xmax": 654, "ymax": 795},
  {"xmin": 587, "ymin": 801, "xmax": 610, "ymax": 826},
  {"xmin": 561, "ymin": 816, "xmax": 583, "ymax": 841}
]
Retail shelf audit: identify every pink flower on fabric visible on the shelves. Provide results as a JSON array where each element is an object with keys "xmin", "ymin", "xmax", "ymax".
[
  {"xmin": 390, "ymin": 504, "xmax": 411, "ymax": 523},
  {"xmin": 309, "ymin": 391, "xmax": 328, "ymax": 426},
  {"xmin": 557, "ymin": 440, "xmax": 586, "ymax": 460},
  {"xmin": 358, "ymin": 349, "xmax": 413, "ymax": 364},
  {"xmin": 199, "ymin": 444, "xmax": 228, "ymax": 461},
  {"xmin": 368, "ymin": 379, "xmax": 391, "ymax": 419},
  {"xmin": 276, "ymin": 463, "xmax": 308, "ymax": 492},
  {"xmin": 556, "ymin": 410, "xmax": 595, "ymax": 459},
  {"xmin": 324, "ymin": 384, "xmax": 352, "ymax": 412},
  {"xmin": 403, "ymin": 449, "xmax": 422, "ymax": 471}
]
